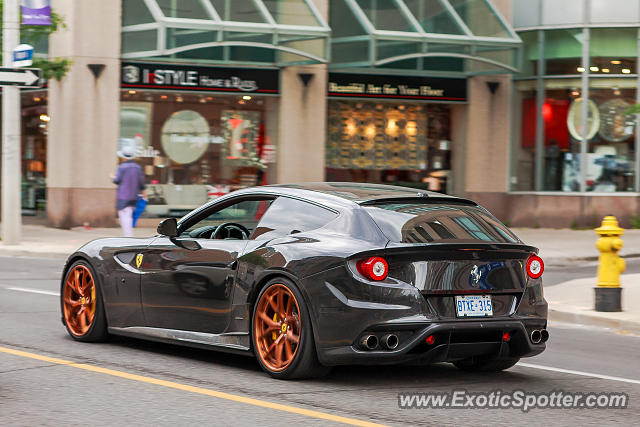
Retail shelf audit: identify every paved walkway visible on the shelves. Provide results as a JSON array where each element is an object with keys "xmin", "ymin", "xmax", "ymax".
[
  {"xmin": 1, "ymin": 223, "xmax": 638, "ymax": 333},
  {"xmin": 0, "ymin": 224, "xmax": 156, "ymax": 258}
]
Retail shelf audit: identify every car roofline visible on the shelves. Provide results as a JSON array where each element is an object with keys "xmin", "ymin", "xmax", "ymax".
[{"xmin": 262, "ymin": 183, "xmax": 471, "ymax": 205}]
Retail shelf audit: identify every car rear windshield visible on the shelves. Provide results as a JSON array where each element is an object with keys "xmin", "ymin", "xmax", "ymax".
[{"xmin": 363, "ymin": 201, "xmax": 520, "ymax": 244}]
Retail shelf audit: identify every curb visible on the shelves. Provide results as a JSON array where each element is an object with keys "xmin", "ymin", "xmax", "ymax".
[
  {"xmin": 549, "ymin": 308, "xmax": 640, "ymax": 335},
  {"xmin": 0, "ymin": 249, "xmax": 68, "ymax": 259},
  {"xmin": 546, "ymin": 253, "xmax": 640, "ymax": 264}
]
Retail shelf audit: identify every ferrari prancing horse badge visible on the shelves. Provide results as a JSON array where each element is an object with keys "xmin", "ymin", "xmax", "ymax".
[{"xmin": 136, "ymin": 254, "xmax": 143, "ymax": 268}]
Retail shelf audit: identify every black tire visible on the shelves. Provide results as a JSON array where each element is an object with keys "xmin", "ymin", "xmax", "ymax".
[
  {"xmin": 252, "ymin": 278, "xmax": 331, "ymax": 380},
  {"xmin": 453, "ymin": 356, "xmax": 520, "ymax": 372},
  {"xmin": 60, "ymin": 260, "xmax": 108, "ymax": 342}
]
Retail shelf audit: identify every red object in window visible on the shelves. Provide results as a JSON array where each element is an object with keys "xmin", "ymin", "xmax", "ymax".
[
  {"xmin": 542, "ymin": 102, "xmax": 552, "ymax": 122},
  {"xmin": 521, "ymin": 98, "xmax": 570, "ymax": 149}
]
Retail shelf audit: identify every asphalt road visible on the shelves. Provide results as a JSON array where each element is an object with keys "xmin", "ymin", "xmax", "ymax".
[{"xmin": 1, "ymin": 256, "xmax": 638, "ymax": 426}]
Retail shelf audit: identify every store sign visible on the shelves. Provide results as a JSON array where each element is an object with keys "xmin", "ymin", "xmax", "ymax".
[
  {"xmin": 328, "ymin": 73, "xmax": 467, "ymax": 102},
  {"xmin": 121, "ymin": 61, "xmax": 279, "ymax": 94},
  {"xmin": 161, "ymin": 110, "xmax": 211, "ymax": 164}
]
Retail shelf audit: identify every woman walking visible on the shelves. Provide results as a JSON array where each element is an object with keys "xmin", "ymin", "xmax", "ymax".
[{"xmin": 112, "ymin": 144, "xmax": 146, "ymax": 237}]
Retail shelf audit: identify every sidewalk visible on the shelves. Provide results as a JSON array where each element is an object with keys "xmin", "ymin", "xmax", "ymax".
[
  {"xmin": 0, "ymin": 224, "xmax": 638, "ymax": 333},
  {"xmin": 0, "ymin": 224, "xmax": 156, "ymax": 258},
  {"xmin": 514, "ymin": 227, "xmax": 640, "ymax": 265},
  {"xmin": 545, "ymin": 275, "xmax": 640, "ymax": 334}
]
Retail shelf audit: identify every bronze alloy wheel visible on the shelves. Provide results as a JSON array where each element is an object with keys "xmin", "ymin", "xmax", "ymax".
[
  {"xmin": 253, "ymin": 283, "xmax": 301, "ymax": 372},
  {"xmin": 62, "ymin": 264, "xmax": 97, "ymax": 337}
]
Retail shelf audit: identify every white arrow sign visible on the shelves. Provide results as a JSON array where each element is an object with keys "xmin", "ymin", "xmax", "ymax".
[{"xmin": 0, "ymin": 68, "xmax": 41, "ymax": 87}]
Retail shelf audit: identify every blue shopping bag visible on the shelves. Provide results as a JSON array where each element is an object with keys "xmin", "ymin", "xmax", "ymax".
[{"xmin": 132, "ymin": 196, "xmax": 148, "ymax": 228}]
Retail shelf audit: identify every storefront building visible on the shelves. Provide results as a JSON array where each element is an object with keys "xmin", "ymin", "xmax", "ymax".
[
  {"xmin": 27, "ymin": 0, "xmax": 522, "ymax": 228},
  {"xmin": 507, "ymin": 0, "xmax": 640, "ymax": 227}
]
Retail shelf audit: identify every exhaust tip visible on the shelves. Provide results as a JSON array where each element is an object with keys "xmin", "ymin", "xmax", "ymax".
[
  {"xmin": 530, "ymin": 329, "xmax": 542, "ymax": 344},
  {"xmin": 361, "ymin": 334, "xmax": 379, "ymax": 350},
  {"xmin": 541, "ymin": 329, "xmax": 549, "ymax": 343},
  {"xmin": 381, "ymin": 333, "xmax": 399, "ymax": 350}
]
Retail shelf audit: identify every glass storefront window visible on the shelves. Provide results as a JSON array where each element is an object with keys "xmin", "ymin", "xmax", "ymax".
[
  {"xmin": 515, "ymin": 82, "xmax": 637, "ymax": 192},
  {"xmin": 119, "ymin": 91, "xmax": 278, "ymax": 217},
  {"xmin": 326, "ymin": 100, "xmax": 452, "ymax": 192},
  {"xmin": 513, "ymin": 25, "xmax": 640, "ymax": 193},
  {"xmin": 590, "ymin": 28, "xmax": 637, "ymax": 75},
  {"xmin": 512, "ymin": 82, "xmax": 537, "ymax": 191},
  {"xmin": 584, "ymin": 87, "xmax": 636, "ymax": 192},
  {"xmin": 519, "ymin": 31, "xmax": 538, "ymax": 78},
  {"xmin": 21, "ymin": 91, "xmax": 48, "ymax": 215},
  {"xmin": 544, "ymin": 29, "xmax": 583, "ymax": 75}
]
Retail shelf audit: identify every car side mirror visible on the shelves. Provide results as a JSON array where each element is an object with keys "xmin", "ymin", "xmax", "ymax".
[{"xmin": 157, "ymin": 218, "xmax": 178, "ymax": 237}]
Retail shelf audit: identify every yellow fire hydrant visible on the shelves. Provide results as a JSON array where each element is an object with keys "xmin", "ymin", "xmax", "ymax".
[{"xmin": 594, "ymin": 216, "xmax": 625, "ymax": 311}]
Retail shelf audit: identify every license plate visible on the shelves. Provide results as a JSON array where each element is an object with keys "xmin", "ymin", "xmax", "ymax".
[{"xmin": 455, "ymin": 295, "xmax": 493, "ymax": 317}]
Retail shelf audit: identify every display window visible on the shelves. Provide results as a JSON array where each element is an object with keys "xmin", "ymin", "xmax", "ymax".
[
  {"xmin": 21, "ymin": 91, "xmax": 48, "ymax": 215},
  {"xmin": 515, "ymin": 82, "xmax": 636, "ymax": 192},
  {"xmin": 325, "ymin": 100, "xmax": 452, "ymax": 192},
  {"xmin": 513, "ymin": 26, "xmax": 639, "ymax": 193},
  {"xmin": 119, "ymin": 91, "xmax": 278, "ymax": 217}
]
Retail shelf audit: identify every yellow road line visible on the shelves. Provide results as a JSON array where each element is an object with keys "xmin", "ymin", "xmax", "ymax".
[{"xmin": 0, "ymin": 345, "xmax": 387, "ymax": 427}]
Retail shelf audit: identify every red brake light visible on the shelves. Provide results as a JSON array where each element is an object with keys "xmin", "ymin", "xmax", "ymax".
[
  {"xmin": 526, "ymin": 255, "xmax": 544, "ymax": 279},
  {"xmin": 356, "ymin": 256, "xmax": 388, "ymax": 281}
]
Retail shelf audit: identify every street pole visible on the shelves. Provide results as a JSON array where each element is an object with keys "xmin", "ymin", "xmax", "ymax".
[{"xmin": 1, "ymin": 0, "xmax": 22, "ymax": 245}]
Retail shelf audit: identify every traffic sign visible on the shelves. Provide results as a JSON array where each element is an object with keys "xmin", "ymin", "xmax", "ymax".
[
  {"xmin": 13, "ymin": 44, "xmax": 34, "ymax": 67},
  {"xmin": 0, "ymin": 67, "xmax": 41, "ymax": 87}
]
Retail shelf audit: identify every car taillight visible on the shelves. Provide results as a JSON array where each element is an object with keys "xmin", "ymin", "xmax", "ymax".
[
  {"xmin": 356, "ymin": 256, "xmax": 388, "ymax": 281},
  {"xmin": 526, "ymin": 254, "xmax": 544, "ymax": 279}
]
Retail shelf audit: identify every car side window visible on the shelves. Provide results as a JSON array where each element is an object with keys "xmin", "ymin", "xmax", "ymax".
[
  {"xmin": 251, "ymin": 197, "xmax": 338, "ymax": 240},
  {"xmin": 181, "ymin": 198, "xmax": 274, "ymax": 239}
]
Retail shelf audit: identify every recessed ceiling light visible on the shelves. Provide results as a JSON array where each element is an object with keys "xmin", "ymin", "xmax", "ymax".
[
  {"xmin": 602, "ymin": 68, "xmax": 610, "ymax": 73},
  {"xmin": 577, "ymin": 67, "xmax": 585, "ymax": 72},
  {"xmin": 622, "ymin": 68, "xmax": 631, "ymax": 74},
  {"xmin": 611, "ymin": 60, "xmax": 622, "ymax": 64}
]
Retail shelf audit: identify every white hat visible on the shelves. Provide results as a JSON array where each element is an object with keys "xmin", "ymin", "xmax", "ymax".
[{"xmin": 117, "ymin": 139, "xmax": 137, "ymax": 159}]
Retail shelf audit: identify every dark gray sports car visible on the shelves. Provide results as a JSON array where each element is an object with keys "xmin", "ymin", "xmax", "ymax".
[{"xmin": 60, "ymin": 182, "xmax": 548, "ymax": 379}]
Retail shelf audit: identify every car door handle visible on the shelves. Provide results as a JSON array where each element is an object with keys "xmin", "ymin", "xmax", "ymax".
[{"xmin": 227, "ymin": 261, "xmax": 238, "ymax": 270}]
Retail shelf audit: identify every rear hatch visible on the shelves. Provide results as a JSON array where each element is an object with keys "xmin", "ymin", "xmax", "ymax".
[{"xmin": 362, "ymin": 198, "xmax": 535, "ymax": 319}]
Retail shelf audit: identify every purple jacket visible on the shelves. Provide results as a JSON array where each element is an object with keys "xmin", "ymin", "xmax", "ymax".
[{"xmin": 113, "ymin": 161, "xmax": 146, "ymax": 209}]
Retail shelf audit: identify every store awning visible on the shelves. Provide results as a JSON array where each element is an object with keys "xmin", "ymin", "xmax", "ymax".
[
  {"xmin": 330, "ymin": 0, "xmax": 522, "ymax": 75},
  {"xmin": 121, "ymin": 0, "xmax": 330, "ymax": 65}
]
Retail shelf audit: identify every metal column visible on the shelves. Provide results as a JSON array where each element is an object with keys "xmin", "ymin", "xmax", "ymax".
[{"xmin": 1, "ymin": 0, "xmax": 22, "ymax": 245}]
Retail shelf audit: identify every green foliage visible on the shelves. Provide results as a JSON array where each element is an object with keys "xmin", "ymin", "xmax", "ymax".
[
  {"xmin": 0, "ymin": 1, "xmax": 69, "ymax": 80},
  {"xmin": 631, "ymin": 215, "xmax": 640, "ymax": 229},
  {"xmin": 33, "ymin": 57, "xmax": 72, "ymax": 81},
  {"xmin": 624, "ymin": 104, "xmax": 640, "ymax": 115},
  {"xmin": 570, "ymin": 219, "xmax": 579, "ymax": 230}
]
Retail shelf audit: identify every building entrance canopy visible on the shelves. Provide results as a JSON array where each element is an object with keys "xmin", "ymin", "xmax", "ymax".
[
  {"xmin": 122, "ymin": 0, "xmax": 330, "ymax": 65},
  {"xmin": 330, "ymin": 0, "xmax": 521, "ymax": 75}
]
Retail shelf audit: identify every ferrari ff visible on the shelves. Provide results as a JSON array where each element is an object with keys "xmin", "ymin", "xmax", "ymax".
[{"xmin": 60, "ymin": 183, "xmax": 548, "ymax": 379}]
